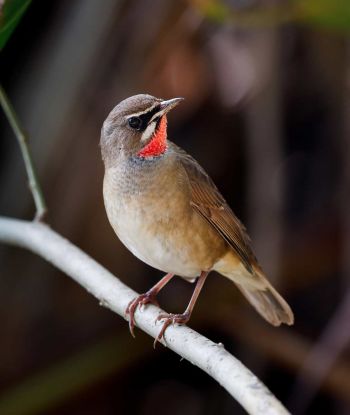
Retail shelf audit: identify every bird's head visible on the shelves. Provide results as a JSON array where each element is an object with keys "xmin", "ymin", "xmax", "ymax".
[{"xmin": 100, "ymin": 94, "xmax": 183, "ymax": 165}]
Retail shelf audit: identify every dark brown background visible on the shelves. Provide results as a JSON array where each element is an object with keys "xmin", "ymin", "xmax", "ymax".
[{"xmin": 1, "ymin": 1, "xmax": 349, "ymax": 414}]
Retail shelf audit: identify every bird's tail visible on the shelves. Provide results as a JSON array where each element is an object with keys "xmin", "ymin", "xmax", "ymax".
[
  {"xmin": 236, "ymin": 276, "xmax": 294, "ymax": 326},
  {"xmin": 214, "ymin": 253, "xmax": 294, "ymax": 326}
]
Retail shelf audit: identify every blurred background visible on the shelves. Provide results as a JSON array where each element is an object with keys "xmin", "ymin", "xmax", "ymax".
[{"xmin": 1, "ymin": 0, "xmax": 350, "ymax": 414}]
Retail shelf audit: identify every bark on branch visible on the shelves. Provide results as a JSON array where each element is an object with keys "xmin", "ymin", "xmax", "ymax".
[{"xmin": 0, "ymin": 216, "xmax": 290, "ymax": 415}]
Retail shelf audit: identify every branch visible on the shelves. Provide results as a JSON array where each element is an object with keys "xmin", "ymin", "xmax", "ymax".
[
  {"xmin": 0, "ymin": 85, "xmax": 47, "ymax": 220},
  {"xmin": 0, "ymin": 216, "xmax": 290, "ymax": 415}
]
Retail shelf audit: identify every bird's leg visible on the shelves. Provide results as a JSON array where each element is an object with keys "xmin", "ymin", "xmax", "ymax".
[
  {"xmin": 154, "ymin": 271, "xmax": 209, "ymax": 348},
  {"xmin": 126, "ymin": 273, "xmax": 174, "ymax": 337}
]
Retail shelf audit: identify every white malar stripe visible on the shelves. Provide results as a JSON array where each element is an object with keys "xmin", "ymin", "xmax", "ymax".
[
  {"xmin": 148, "ymin": 108, "xmax": 166, "ymax": 124},
  {"xmin": 141, "ymin": 122, "xmax": 156, "ymax": 142},
  {"xmin": 128, "ymin": 102, "xmax": 159, "ymax": 118}
]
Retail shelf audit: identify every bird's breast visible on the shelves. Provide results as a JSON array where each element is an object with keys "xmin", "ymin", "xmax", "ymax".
[{"xmin": 103, "ymin": 160, "xmax": 225, "ymax": 278}]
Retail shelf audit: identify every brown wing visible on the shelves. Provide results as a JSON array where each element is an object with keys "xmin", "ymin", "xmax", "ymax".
[{"xmin": 173, "ymin": 143, "xmax": 255, "ymax": 274}]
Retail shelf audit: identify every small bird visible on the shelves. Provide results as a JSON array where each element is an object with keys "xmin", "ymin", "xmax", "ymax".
[{"xmin": 100, "ymin": 94, "xmax": 294, "ymax": 345}]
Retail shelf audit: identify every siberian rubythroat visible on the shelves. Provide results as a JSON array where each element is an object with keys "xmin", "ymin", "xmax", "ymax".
[{"xmin": 100, "ymin": 94, "xmax": 294, "ymax": 345}]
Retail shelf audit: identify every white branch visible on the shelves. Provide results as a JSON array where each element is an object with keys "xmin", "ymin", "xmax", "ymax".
[{"xmin": 0, "ymin": 216, "xmax": 290, "ymax": 415}]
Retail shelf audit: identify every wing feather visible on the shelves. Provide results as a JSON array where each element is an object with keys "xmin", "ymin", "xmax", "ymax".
[{"xmin": 173, "ymin": 144, "xmax": 255, "ymax": 273}]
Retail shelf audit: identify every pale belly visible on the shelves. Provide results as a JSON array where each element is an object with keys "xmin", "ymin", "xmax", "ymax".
[
  {"xmin": 114, "ymin": 211, "xmax": 202, "ymax": 277},
  {"xmin": 103, "ymin": 181, "xmax": 225, "ymax": 279}
]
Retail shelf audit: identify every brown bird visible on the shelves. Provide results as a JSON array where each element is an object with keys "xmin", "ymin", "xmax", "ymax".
[{"xmin": 100, "ymin": 94, "xmax": 294, "ymax": 346}]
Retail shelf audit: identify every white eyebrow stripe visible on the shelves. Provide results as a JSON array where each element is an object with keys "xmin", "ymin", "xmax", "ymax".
[{"xmin": 127, "ymin": 102, "xmax": 159, "ymax": 119}]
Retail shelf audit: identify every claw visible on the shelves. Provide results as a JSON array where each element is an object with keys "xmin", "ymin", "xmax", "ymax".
[
  {"xmin": 153, "ymin": 312, "xmax": 190, "ymax": 348},
  {"xmin": 126, "ymin": 292, "xmax": 158, "ymax": 337}
]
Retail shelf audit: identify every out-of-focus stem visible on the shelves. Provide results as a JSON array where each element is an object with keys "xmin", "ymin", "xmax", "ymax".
[{"xmin": 0, "ymin": 84, "xmax": 47, "ymax": 221}]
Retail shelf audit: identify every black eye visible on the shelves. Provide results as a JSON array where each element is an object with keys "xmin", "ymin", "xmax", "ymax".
[{"xmin": 128, "ymin": 117, "xmax": 142, "ymax": 130}]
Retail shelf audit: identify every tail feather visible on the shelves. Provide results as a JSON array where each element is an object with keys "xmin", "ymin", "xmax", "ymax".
[
  {"xmin": 214, "ymin": 252, "xmax": 294, "ymax": 326},
  {"xmin": 236, "ymin": 280, "xmax": 294, "ymax": 326}
]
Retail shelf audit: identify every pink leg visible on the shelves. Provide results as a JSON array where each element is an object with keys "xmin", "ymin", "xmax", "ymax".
[
  {"xmin": 154, "ymin": 271, "xmax": 209, "ymax": 348},
  {"xmin": 126, "ymin": 273, "xmax": 174, "ymax": 337}
]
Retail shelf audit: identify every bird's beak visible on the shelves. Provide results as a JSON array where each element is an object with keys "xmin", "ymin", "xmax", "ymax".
[
  {"xmin": 147, "ymin": 98, "xmax": 184, "ymax": 125},
  {"xmin": 159, "ymin": 97, "xmax": 184, "ymax": 114}
]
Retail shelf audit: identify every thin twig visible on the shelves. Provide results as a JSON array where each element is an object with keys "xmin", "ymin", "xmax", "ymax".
[
  {"xmin": 288, "ymin": 288, "xmax": 350, "ymax": 414},
  {"xmin": 0, "ymin": 85, "xmax": 47, "ymax": 221},
  {"xmin": 0, "ymin": 216, "xmax": 290, "ymax": 415}
]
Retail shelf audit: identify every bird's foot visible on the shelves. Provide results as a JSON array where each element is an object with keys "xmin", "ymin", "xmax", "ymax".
[
  {"xmin": 154, "ymin": 311, "xmax": 190, "ymax": 348},
  {"xmin": 126, "ymin": 292, "xmax": 159, "ymax": 337}
]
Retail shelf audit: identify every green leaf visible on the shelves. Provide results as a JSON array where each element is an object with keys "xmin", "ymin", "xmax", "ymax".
[
  {"xmin": 297, "ymin": 0, "xmax": 350, "ymax": 31},
  {"xmin": 0, "ymin": 0, "xmax": 32, "ymax": 51},
  {"xmin": 199, "ymin": 0, "xmax": 230, "ymax": 23}
]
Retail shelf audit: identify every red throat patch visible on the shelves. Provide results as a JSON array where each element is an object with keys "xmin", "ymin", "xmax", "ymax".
[{"xmin": 137, "ymin": 115, "xmax": 168, "ymax": 158}]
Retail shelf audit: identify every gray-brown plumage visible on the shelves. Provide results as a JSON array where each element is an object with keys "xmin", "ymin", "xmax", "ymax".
[{"xmin": 100, "ymin": 94, "xmax": 294, "ymax": 344}]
